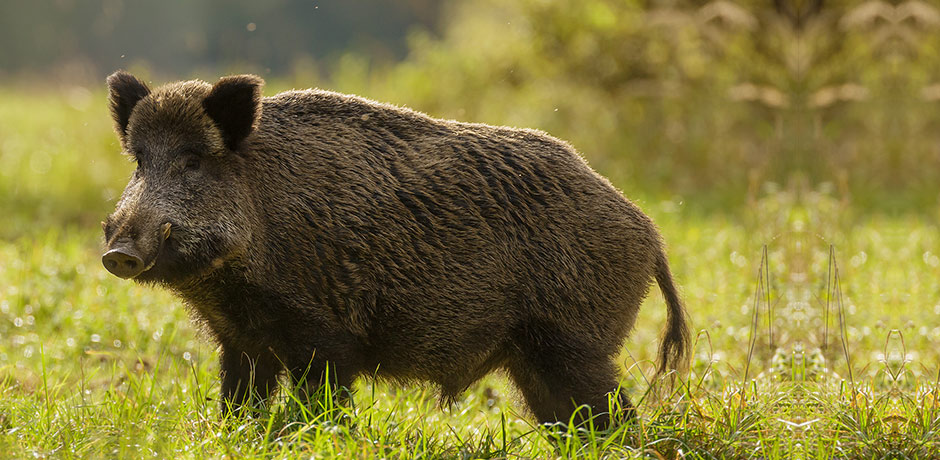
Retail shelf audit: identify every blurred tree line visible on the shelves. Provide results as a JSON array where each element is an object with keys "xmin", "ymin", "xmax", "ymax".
[
  {"xmin": 0, "ymin": 0, "xmax": 441, "ymax": 81},
  {"xmin": 2, "ymin": 0, "xmax": 938, "ymax": 210}
]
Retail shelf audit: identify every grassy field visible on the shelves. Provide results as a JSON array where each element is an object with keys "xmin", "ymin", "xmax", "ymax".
[{"xmin": 1, "ymin": 89, "xmax": 939, "ymax": 459}]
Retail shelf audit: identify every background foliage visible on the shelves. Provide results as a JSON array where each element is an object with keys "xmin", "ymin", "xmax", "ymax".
[
  {"xmin": 341, "ymin": 0, "xmax": 940, "ymax": 209},
  {"xmin": 5, "ymin": 0, "xmax": 939, "ymax": 211}
]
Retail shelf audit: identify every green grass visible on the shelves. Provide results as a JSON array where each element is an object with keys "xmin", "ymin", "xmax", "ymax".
[{"xmin": 1, "ymin": 89, "xmax": 939, "ymax": 459}]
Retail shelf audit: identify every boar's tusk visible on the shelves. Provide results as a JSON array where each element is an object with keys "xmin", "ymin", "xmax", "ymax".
[{"xmin": 162, "ymin": 222, "xmax": 172, "ymax": 240}]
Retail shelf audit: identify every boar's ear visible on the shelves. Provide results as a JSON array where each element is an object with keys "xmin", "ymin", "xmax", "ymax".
[
  {"xmin": 107, "ymin": 71, "xmax": 150, "ymax": 141},
  {"xmin": 202, "ymin": 75, "xmax": 264, "ymax": 151}
]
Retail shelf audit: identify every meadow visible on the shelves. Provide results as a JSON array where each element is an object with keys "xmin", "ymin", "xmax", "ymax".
[
  {"xmin": 1, "ymin": 83, "xmax": 939, "ymax": 459},
  {"xmin": 3, "ymin": 2, "xmax": 940, "ymax": 456}
]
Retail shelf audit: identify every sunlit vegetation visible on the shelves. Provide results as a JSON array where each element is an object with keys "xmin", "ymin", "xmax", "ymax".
[{"xmin": 2, "ymin": 0, "xmax": 940, "ymax": 458}]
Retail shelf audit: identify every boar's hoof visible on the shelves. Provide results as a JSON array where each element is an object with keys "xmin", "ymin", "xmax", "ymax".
[{"xmin": 102, "ymin": 248, "xmax": 145, "ymax": 279}]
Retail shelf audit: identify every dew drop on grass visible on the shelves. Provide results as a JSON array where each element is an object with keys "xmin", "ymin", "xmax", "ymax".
[
  {"xmin": 924, "ymin": 251, "xmax": 940, "ymax": 267},
  {"xmin": 183, "ymin": 351, "xmax": 191, "ymax": 361},
  {"xmin": 850, "ymin": 251, "xmax": 867, "ymax": 267},
  {"xmin": 66, "ymin": 338, "xmax": 75, "ymax": 347},
  {"xmin": 113, "ymin": 339, "xmax": 121, "ymax": 348},
  {"xmin": 90, "ymin": 334, "xmax": 100, "ymax": 343},
  {"xmin": 13, "ymin": 318, "xmax": 22, "ymax": 327}
]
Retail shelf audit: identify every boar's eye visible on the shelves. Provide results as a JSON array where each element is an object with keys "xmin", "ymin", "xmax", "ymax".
[{"xmin": 184, "ymin": 157, "xmax": 201, "ymax": 172}]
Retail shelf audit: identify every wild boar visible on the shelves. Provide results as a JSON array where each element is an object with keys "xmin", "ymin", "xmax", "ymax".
[{"xmin": 101, "ymin": 71, "xmax": 690, "ymax": 428}]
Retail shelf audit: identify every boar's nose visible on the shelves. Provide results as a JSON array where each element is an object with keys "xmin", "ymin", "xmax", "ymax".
[{"xmin": 102, "ymin": 247, "xmax": 145, "ymax": 279}]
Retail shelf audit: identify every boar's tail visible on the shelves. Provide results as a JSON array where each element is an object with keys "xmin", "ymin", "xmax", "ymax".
[{"xmin": 654, "ymin": 248, "xmax": 691, "ymax": 378}]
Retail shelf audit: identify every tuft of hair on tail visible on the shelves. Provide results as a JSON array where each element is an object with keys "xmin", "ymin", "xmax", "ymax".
[{"xmin": 654, "ymin": 247, "xmax": 691, "ymax": 380}]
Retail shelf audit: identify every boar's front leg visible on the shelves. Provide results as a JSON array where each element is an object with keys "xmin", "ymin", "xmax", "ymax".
[{"xmin": 219, "ymin": 345, "xmax": 282, "ymax": 416}]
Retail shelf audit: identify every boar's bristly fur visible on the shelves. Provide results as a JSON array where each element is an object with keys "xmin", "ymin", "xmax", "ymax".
[{"xmin": 102, "ymin": 71, "xmax": 691, "ymax": 429}]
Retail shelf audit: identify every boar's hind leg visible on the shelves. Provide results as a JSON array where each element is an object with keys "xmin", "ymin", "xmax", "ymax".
[
  {"xmin": 219, "ymin": 346, "xmax": 283, "ymax": 416},
  {"xmin": 508, "ymin": 340, "xmax": 633, "ymax": 430}
]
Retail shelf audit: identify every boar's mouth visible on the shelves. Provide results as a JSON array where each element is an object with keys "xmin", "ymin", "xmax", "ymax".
[{"xmin": 102, "ymin": 222, "xmax": 172, "ymax": 280}]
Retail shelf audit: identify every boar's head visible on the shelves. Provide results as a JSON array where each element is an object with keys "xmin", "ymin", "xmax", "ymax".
[{"xmin": 102, "ymin": 71, "xmax": 263, "ymax": 285}]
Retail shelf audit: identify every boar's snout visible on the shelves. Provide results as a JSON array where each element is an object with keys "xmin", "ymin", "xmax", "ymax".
[{"xmin": 102, "ymin": 244, "xmax": 145, "ymax": 279}]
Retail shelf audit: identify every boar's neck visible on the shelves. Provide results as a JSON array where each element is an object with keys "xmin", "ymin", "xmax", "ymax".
[{"xmin": 173, "ymin": 265, "xmax": 337, "ymax": 355}]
